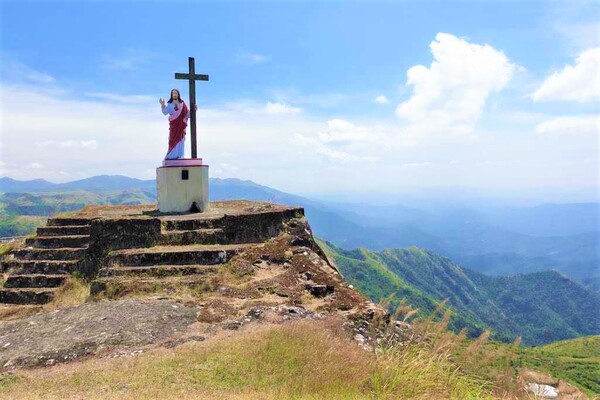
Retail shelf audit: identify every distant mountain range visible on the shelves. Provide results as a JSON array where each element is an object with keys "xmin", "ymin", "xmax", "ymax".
[
  {"xmin": 1, "ymin": 175, "xmax": 598, "ymax": 291},
  {"xmin": 320, "ymin": 242, "xmax": 600, "ymax": 346},
  {"xmin": 0, "ymin": 176, "xmax": 155, "ymax": 193}
]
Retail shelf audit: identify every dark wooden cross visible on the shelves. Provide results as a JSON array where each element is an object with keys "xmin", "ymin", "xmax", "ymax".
[{"xmin": 175, "ymin": 57, "xmax": 209, "ymax": 159}]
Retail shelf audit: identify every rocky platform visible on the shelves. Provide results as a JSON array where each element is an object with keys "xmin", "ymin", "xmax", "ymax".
[{"xmin": 0, "ymin": 200, "xmax": 377, "ymax": 370}]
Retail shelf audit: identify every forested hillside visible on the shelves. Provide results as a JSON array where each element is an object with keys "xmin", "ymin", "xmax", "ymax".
[{"xmin": 320, "ymin": 241, "xmax": 600, "ymax": 346}]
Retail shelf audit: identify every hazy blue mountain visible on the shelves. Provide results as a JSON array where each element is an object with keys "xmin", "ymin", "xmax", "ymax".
[
  {"xmin": 0, "ymin": 175, "xmax": 154, "ymax": 193},
  {"xmin": 0, "ymin": 177, "xmax": 55, "ymax": 192},
  {"xmin": 52, "ymin": 175, "xmax": 155, "ymax": 192},
  {"xmin": 456, "ymin": 253, "xmax": 599, "ymax": 282},
  {"xmin": 331, "ymin": 201, "xmax": 600, "ymax": 237},
  {"xmin": 480, "ymin": 203, "xmax": 600, "ymax": 237}
]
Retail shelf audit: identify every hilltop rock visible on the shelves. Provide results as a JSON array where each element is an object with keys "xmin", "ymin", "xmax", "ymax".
[{"xmin": 0, "ymin": 201, "xmax": 385, "ymax": 369}]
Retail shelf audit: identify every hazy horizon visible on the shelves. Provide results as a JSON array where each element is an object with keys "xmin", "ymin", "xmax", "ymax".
[{"xmin": 2, "ymin": 173, "xmax": 598, "ymax": 207}]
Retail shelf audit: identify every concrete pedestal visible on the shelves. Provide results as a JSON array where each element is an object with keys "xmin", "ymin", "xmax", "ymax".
[{"xmin": 157, "ymin": 163, "xmax": 209, "ymax": 213}]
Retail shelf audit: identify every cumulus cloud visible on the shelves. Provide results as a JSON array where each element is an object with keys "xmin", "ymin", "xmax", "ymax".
[
  {"xmin": 531, "ymin": 47, "xmax": 600, "ymax": 102},
  {"xmin": 374, "ymin": 95, "xmax": 389, "ymax": 104},
  {"xmin": 294, "ymin": 119, "xmax": 386, "ymax": 163},
  {"xmin": 535, "ymin": 115, "xmax": 599, "ymax": 135},
  {"xmin": 265, "ymin": 102, "xmax": 301, "ymax": 114},
  {"xmin": 396, "ymin": 33, "xmax": 516, "ymax": 134},
  {"xmin": 2, "ymin": 56, "xmax": 595, "ymax": 192}
]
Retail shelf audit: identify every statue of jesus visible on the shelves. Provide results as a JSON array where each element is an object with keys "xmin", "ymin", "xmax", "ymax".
[{"xmin": 159, "ymin": 89, "xmax": 197, "ymax": 159}]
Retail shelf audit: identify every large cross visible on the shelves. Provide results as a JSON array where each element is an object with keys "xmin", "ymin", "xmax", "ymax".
[{"xmin": 175, "ymin": 57, "xmax": 209, "ymax": 159}]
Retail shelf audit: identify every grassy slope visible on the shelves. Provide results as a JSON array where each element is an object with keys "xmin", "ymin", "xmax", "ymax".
[
  {"xmin": 0, "ymin": 320, "xmax": 494, "ymax": 400},
  {"xmin": 522, "ymin": 336, "xmax": 600, "ymax": 396},
  {"xmin": 321, "ymin": 240, "xmax": 600, "ymax": 346},
  {"xmin": 319, "ymin": 240, "xmax": 492, "ymax": 339},
  {"xmin": 466, "ymin": 270, "xmax": 600, "ymax": 345}
]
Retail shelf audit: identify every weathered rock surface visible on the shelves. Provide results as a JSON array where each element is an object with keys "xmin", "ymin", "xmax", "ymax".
[{"xmin": 0, "ymin": 299, "xmax": 197, "ymax": 368}]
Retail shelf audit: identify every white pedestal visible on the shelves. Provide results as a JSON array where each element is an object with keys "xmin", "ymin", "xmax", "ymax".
[{"xmin": 156, "ymin": 164, "xmax": 209, "ymax": 213}]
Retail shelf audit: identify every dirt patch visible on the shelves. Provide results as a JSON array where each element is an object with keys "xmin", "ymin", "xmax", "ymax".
[{"xmin": 0, "ymin": 299, "xmax": 198, "ymax": 369}]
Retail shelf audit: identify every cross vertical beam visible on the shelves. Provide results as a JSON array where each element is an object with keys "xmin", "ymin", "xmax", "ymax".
[{"xmin": 175, "ymin": 57, "xmax": 209, "ymax": 159}]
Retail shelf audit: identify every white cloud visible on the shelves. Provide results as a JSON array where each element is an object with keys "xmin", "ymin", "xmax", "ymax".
[
  {"xmin": 29, "ymin": 162, "xmax": 43, "ymax": 169},
  {"xmin": 374, "ymin": 95, "xmax": 389, "ymax": 104},
  {"xmin": 268, "ymin": 89, "xmax": 351, "ymax": 109},
  {"xmin": 396, "ymin": 33, "xmax": 516, "ymax": 134},
  {"xmin": 535, "ymin": 115, "xmax": 599, "ymax": 135},
  {"xmin": 100, "ymin": 49, "xmax": 158, "ymax": 71},
  {"xmin": 237, "ymin": 51, "xmax": 270, "ymax": 65},
  {"xmin": 294, "ymin": 119, "xmax": 387, "ymax": 163},
  {"xmin": 402, "ymin": 162, "xmax": 434, "ymax": 169},
  {"xmin": 1, "ymin": 58, "xmax": 596, "ymax": 193},
  {"xmin": 0, "ymin": 56, "xmax": 55, "ymax": 84},
  {"xmin": 555, "ymin": 21, "xmax": 600, "ymax": 50},
  {"xmin": 531, "ymin": 47, "xmax": 600, "ymax": 102},
  {"xmin": 85, "ymin": 92, "xmax": 156, "ymax": 104},
  {"xmin": 36, "ymin": 140, "xmax": 98, "ymax": 149},
  {"xmin": 316, "ymin": 119, "xmax": 385, "ymax": 146},
  {"xmin": 265, "ymin": 102, "xmax": 301, "ymax": 114},
  {"xmin": 315, "ymin": 147, "xmax": 379, "ymax": 163}
]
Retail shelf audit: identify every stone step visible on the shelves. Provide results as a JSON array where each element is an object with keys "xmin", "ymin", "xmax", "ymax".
[
  {"xmin": 4, "ymin": 274, "xmax": 67, "ymax": 288},
  {"xmin": 13, "ymin": 247, "xmax": 86, "ymax": 261},
  {"xmin": 107, "ymin": 243, "xmax": 256, "ymax": 267},
  {"xmin": 162, "ymin": 217, "xmax": 223, "ymax": 232},
  {"xmin": 0, "ymin": 288, "xmax": 56, "ymax": 304},
  {"xmin": 25, "ymin": 235, "xmax": 89, "ymax": 249},
  {"xmin": 159, "ymin": 229, "xmax": 225, "ymax": 246},
  {"xmin": 37, "ymin": 225, "xmax": 90, "ymax": 236},
  {"xmin": 2, "ymin": 259, "xmax": 77, "ymax": 275},
  {"xmin": 46, "ymin": 217, "xmax": 92, "ymax": 227},
  {"xmin": 99, "ymin": 264, "xmax": 220, "ymax": 277},
  {"xmin": 90, "ymin": 275, "xmax": 213, "ymax": 297}
]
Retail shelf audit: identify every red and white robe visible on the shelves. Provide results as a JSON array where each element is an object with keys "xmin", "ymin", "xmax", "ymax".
[{"xmin": 162, "ymin": 100, "xmax": 189, "ymax": 159}]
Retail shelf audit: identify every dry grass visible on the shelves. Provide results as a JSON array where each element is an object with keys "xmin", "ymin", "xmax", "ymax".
[
  {"xmin": 0, "ymin": 305, "xmax": 43, "ymax": 321},
  {"xmin": 52, "ymin": 211, "xmax": 77, "ymax": 218},
  {"xmin": 357, "ymin": 296, "xmax": 528, "ymax": 399},
  {"xmin": 0, "ymin": 318, "xmax": 494, "ymax": 400},
  {"xmin": 0, "ymin": 277, "xmax": 91, "ymax": 322},
  {"xmin": 96, "ymin": 276, "xmax": 217, "ymax": 301},
  {"xmin": 50, "ymin": 276, "xmax": 91, "ymax": 308},
  {"xmin": 0, "ymin": 240, "xmax": 23, "ymax": 257}
]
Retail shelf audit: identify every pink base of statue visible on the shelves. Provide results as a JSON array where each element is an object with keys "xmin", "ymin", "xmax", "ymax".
[{"xmin": 162, "ymin": 158, "xmax": 204, "ymax": 167}]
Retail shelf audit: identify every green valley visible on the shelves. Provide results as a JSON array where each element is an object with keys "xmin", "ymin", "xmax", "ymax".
[{"xmin": 320, "ymin": 241, "xmax": 600, "ymax": 347}]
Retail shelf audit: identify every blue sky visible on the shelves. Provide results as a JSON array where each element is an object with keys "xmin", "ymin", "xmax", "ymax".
[{"xmin": 0, "ymin": 0, "xmax": 598, "ymax": 199}]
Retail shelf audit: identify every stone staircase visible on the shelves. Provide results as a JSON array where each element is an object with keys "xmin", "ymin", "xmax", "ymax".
[
  {"xmin": 91, "ymin": 216, "xmax": 257, "ymax": 295},
  {"xmin": 0, "ymin": 217, "xmax": 92, "ymax": 305},
  {"xmin": 1, "ymin": 201, "xmax": 303, "ymax": 302}
]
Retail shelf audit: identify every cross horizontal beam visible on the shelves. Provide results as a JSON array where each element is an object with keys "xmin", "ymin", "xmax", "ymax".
[{"xmin": 175, "ymin": 73, "xmax": 209, "ymax": 81}]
